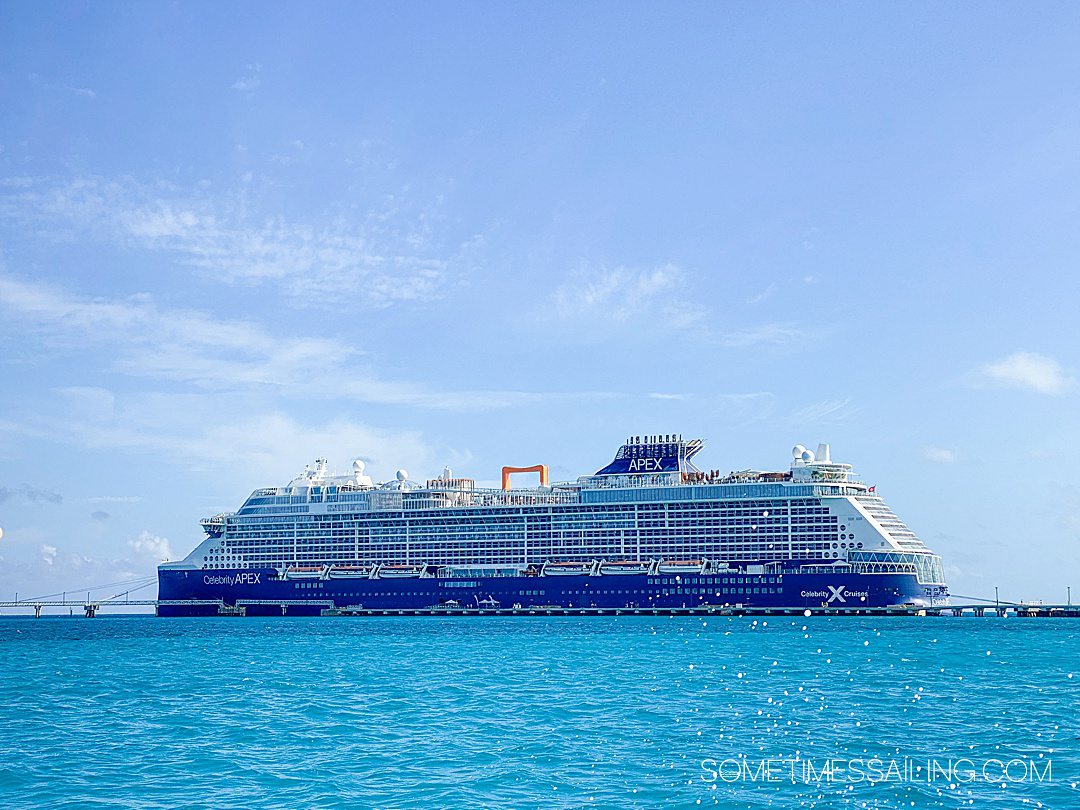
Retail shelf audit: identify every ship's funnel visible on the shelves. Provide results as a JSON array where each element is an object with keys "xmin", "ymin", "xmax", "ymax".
[{"xmin": 816, "ymin": 443, "xmax": 831, "ymax": 463}]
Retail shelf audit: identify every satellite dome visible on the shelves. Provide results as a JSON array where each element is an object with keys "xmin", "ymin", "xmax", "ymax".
[
  {"xmin": 801, "ymin": 450, "xmax": 815, "ymax": 463},
  {"xmin": 792, "ymin": 444, "xmax": 806, "ymax": 459},
  {"xmin": 352, "ymin": 459, "xmax": 366, "ymax": 472},
  {"xmin": 396, "ymin": 469, "xmax": 409, "ymax": 482}
]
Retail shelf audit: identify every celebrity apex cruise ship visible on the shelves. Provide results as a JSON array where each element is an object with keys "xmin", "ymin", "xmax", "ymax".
[{"xmin": 157, "ymin": 436, "xmax": 949, "ymax": 616}]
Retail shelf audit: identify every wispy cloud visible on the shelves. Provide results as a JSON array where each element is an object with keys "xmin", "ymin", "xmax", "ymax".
[
  {"xmin": 17, "ymin": 395, "xmax": 461, "ymax": 488},
  {"xmin": 976, "ymin": 351, "xmax": 1073, "ymax": 395},
  {"xmin": 746, "ymin": 282, "xmax": 777, "ymax": 305},
  {"xmin": 546, "ymin": 263, "xmax": 811, "ymax": 349},
  {"xmin": 0, "ymin": 275, "xmax": 701, "ymax": 426},
  {"xmin": 231, "ymin": 63, "xmax": 262, "ymax": 91},
  {"xmin": 0, "ymin": 274, "xmax": 522, "ymax": 409},
  {"xmin": 550, "ymin": 263, "xmax": 705, "ymax": 330},
  {"xmin": 922, "ymin": 445, "xmax": 957, "ymax": 464},
  {"xmin": 788, "ymin": 398, "xmax": 856, "ymax": 424},
  {"xmin": 717, "ymin": 323, "xmax": 807, "ymax": 348},
  {"xmin": 0, "ymin": 273, "xmax": 352, "ymax": 385},
  {"xmin": 0, "ymin": 174, "xmax": 471, "ymax": 309}
]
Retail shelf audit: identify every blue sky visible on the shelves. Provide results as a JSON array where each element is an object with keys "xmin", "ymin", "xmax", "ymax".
[{"xmin": 1, "ymin": 2, "xmax": 1078, "ymax": 605}]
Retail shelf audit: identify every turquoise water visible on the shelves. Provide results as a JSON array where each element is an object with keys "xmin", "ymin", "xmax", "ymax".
[{"xmin": 0, "ymin": 616, "xmax": 1077, "ymax": 809}]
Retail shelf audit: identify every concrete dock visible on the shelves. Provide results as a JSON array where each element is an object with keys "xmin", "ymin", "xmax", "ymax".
[{"xmin": 2, "ymin": 599, "xmax": 1078, "ymax": 618}]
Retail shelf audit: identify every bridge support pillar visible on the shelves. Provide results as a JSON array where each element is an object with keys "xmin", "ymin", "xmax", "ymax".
[
  {"xmin": 34, "ymin": 604, "xmax": 41, "ymax": 619},
  {"xmin": 84, "ymin": 604, "xmax": 97, "ymax": 618},
  {"xmin": 280, "ymin": 604, "xmax": 288, "ymax": 616}
]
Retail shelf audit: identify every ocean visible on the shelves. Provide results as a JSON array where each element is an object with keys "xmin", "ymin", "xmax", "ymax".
[{"xmin": 0, "ymin": 615, "xmax": 1076, "ymax": 808}]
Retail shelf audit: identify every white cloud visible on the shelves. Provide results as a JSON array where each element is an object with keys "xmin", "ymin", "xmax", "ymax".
[
  {"xmin": 978, "ymin": 351, "xmax": 1073, "ymax": 395},
  {"xmin": 0, "ymin": 174, "xmax": 467, "ymax": 309},
  {"xmin": 0, "ymin": 273, "xmax": 348, "ymax": 383},
  {"xmin": 20, "ymin": 394, "xmax": 460, "ymax": 489},
  {"xmin": 717, "ymin": 323, "xmax": 806, "ymax": 348},
  {"xmin": 231, "ymin": 64, "xmax": 262, "ymax": 91},
  {"xmin": 0, "ymin": 274, "xmax": 525, "ymax": 410},
  {"xmin": 40, "ymin": 544, "xmax": 57, "ymax": 566},
  {"xmin": 0, "ymin": 276, "xmax": 672, "ymax": 440},
  {"xmin": 543, "ymin": 264, "xmax": 812, "ymax": 349},
  {"xmin": 788, "ymin": 398, "xmax": 856, "ymax": 424},
  {"xmin": 746, "ymin": 282, "xmax": 777, "ymax": 305},
  {"xmin": 128, "ymin": 531, "xmax": 173, "ymax": 562},
  {"xmin": 922, "ymin": 446, "xmax": 957, "ymax": 464},
  {"xmin": 551, "ymin": 263, "xmax": 704, "ymax": 329}
]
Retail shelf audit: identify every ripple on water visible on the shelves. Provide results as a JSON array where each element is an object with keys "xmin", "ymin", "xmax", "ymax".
[{"xmin": 0, "ymin": 616, "xmax": 1077, "ymax": 808}]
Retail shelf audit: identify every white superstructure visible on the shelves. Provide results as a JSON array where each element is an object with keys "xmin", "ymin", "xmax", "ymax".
[{"xmin": 164, "ymin": 437, "xmax": 946, "ymax": 589}]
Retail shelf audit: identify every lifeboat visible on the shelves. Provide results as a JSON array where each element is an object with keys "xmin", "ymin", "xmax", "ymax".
[
  {"xmin": 376, "ymin": 564, "xmax": 426, "ymax": 579},
  {"xmin": 599, "ymin": 560, "xmax": 654, "ymax": 575},
  {"xmin": 542, "ymin": 561, "xmax": 594, "ymax": 576},
  {"xmin": 284, "ymin": 566, "xmax": 326, "ymax": 580},
  {"xmin": 657, "ymin": 559, "xmax": 706, "ymax": 575},
  {"xmin": 327, "ymin": 565, "xmax": 373, "ymax": 579}
]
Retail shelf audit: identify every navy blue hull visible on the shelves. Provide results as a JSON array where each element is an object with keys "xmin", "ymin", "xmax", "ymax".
[{"xmin": 158, "ymin": 568, "xmax": 948, "ymax": 616}]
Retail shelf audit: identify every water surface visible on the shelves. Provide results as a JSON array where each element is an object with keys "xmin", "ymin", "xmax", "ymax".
[{"xmin": 0, "ymin": 615, "xmax": 1076, "ymax": 808}]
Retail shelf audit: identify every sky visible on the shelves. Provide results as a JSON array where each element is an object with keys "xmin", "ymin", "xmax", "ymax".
[{"xmin": 1, "ymin": 2, "xmax": 1078, "ymax": 608}]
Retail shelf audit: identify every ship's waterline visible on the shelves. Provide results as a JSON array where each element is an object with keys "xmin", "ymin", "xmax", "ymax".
[{"xmin": 158, "ymin": 434, "xmax": 948, "ymax": 615}]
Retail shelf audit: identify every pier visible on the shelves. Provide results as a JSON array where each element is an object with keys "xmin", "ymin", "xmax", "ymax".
[
  {"xmin": 2, "ymin": 577, "xmax": 1076, "ymax": 619},
  {"xmin": 317, "ymin": 603, "xmax": 1080, "ymax": 618},
  {"xmin": 2, "ymin": 600, "xmax": 1079, "ymax": 618}
]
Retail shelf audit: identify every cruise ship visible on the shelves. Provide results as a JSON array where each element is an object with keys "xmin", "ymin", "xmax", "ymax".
[{"xmin": 157, "ymin": 435, "xmax": 949, "ymax": 616}]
